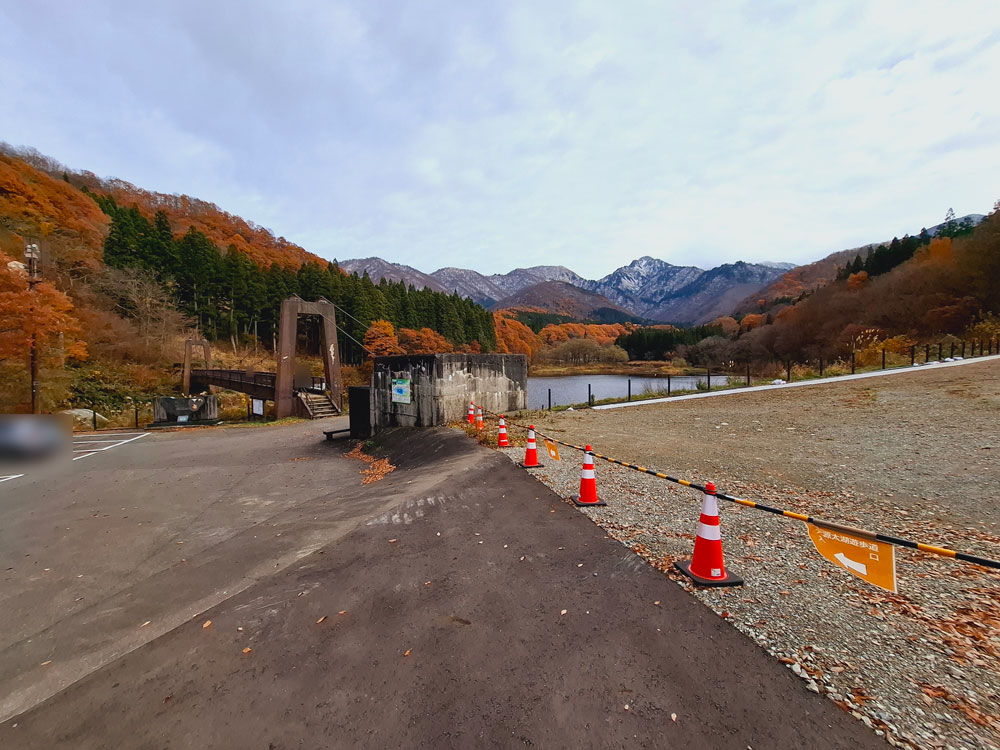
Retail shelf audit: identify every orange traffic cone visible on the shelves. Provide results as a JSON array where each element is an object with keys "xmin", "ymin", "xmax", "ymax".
[
  {"xmin": 467, "ymin": 402, "xmax": 476, "ymax": 424},
  {"xmin": 571, "ymin": 445, "xmax": 606, "ymax": 507},
  {"xmin": 497, "ymin": 416, "xmax": 509, "ymax": 447},
  {"xmin": 475, "ymin": 406, "xmax": 485, "ymax": 429},
  {"xmin": 674, "ymin": 482, "xmax": 742, "ymax": 587},
  {"xmin": 518, "ymin": 425, "xmax": 544, "ymax": 468}
]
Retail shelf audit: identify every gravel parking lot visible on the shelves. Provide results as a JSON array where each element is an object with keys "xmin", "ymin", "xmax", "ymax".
[{"xmin": 495, "ymin": 359, "xmax": 1000, "ymax": 750}]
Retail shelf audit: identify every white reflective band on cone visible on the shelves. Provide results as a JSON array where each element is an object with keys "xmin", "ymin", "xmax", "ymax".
[
  {"xmin": 581, "ymin": 470, "xmax": 596, "ymax": 479},
  {"xmin": 697, "ymin": 523, "xmax": 722, "ymax": 541}
]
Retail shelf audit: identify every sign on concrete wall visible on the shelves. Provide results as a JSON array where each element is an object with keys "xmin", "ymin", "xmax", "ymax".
[
  {"xmin": 372, "ymin": 353, "xmax": 528, "ymax": 428},
  {"xmin": 391, "ymin": 377, "xmax": 412, "ymax": 404}
]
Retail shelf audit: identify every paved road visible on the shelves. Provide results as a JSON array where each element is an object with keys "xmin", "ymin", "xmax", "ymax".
[
  {"xmin": 1, "ymin": 416, "xmax": 440, "ymax": 721},
  {"xmin": 1, "ymin": 423, "xmax": 882, "ymax": 748}
]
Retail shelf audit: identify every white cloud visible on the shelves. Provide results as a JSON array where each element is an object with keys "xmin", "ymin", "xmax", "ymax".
[{"xmin": 0, "ymin": 0, "xmax": 998, "ymax": 276}]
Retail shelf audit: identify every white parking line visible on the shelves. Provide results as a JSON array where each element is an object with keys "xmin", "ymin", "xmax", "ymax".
[
  {"xmin": 71, "ymin": 433, "xmax": 150, "ymax": 453},
  {"xmin": 0, "ymin": 474, "xmax": 25, "ymax": 483},
  {"xmin": 72, "ymin": 453, "xmax": 96, "ymax": 461}
]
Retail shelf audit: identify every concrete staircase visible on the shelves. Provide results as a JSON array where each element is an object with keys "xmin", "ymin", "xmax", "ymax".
[{"xmin": 298, "ymin": 391, "xmax": 340, "ymax": 419}]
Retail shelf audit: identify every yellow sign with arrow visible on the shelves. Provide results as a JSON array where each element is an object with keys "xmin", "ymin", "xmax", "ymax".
[{"xmin": 806, "ymin": 523, "xmax": 897, "ymax": 593}]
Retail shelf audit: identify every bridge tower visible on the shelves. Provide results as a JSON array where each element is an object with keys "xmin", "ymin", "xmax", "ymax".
[{"xmin": 274, "ymin": 295, "xmax": 343, "ymax": 418}]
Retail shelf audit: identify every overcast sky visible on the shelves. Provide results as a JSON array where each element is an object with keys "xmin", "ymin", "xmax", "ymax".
[{"xmin": 2, "ymin": 1, "xmax": 998, "ymax": 276}]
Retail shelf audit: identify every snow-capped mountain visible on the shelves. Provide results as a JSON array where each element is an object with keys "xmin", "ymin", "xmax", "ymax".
[
  {"xmin": 582, "ymin": 256, "xmax": 704, "ymax": 313},
  {"xmin": 337, "ymin": 257, "xmax": 449, "ymax": 294},
  {"xmin": 338, "ymin": 255, "xmax": 790, "ymax": 324}
]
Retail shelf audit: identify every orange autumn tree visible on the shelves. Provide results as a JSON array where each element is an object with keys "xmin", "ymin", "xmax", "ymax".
[
  {"xmin": 0, "ymin": 251, "xmax": 87, "ymax": 364},
  {"xmin": 537, "ymin": 322, "xmax": 631, "ymax": 346},
  {"xmin": 397, "ymin": 327, "xmax": 452, "ymax": 354},
  {"xmin": 363, "ymin": 319, "xmax": 404, "ymax": 356},
  {"xmin": 493, "ymin": 312, "xmax": 539, "ymax": 357}
]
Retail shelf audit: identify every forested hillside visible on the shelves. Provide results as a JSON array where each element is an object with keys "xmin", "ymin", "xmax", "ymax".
[
  {"xmin": 0, "ymin": 145, "xmax": 496, "ymax": 412},
  {"xmin": 666, "ymin": 207, "xmax": 1000, "ymax": 367},
  {"xmin": 95, "ymin": 195, "xmax": 496, "ymax": 361}
]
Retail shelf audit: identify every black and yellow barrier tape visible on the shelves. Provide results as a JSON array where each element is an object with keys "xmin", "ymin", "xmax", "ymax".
[{"xmin": 470, "ymin": 403, "xmax": 1000, "ymax": 571}]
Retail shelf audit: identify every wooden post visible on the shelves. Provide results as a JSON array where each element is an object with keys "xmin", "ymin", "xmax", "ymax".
[
  {"xmin": 548, "ymin": 388, "xmax": 551, "ymax": 411},
  {"xmin": 851, "ymin": 352, "xmax": 856, "ymax": 374},
  {"xmin": 786, "ymin": 361, "xmax": 791, "ymax": 383},
  {"xmin": 881, "ymin": 349, "xmax": 886, "ymax": 370},
  {"xmin": 706, "ymin": 366, "xmax": 711, "ymax": 391},
  {"xmin": 746, "ymin": 364, "xmax": 750, "ymax": 387},
  {"xmin": 588, "ymin": 383, "xmax": 592, "ymax": 406},
  {"xmin": 938, "ymin": 342, "xmax": 943, "ymax": 361},
  {"xmin": 910, "ymin": 345, "xmax": 915, "ymax": 365},
  {"xmin": 819, "ymin": 357, "xmax": 824, "ymax": 376},
  {"xmin": 627, "ymin": 379, "xmax": 631, "ymax": 402},
  {"xmin": 925, "ymin": 343, "xmax": 930, "ymax": 363},
  {"xmin": 667, "ymin": 374, "xmax": 671, "ymax": 396}
]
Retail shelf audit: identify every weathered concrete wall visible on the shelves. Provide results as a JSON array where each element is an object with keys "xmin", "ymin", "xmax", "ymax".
[{"xmin": 371, "ymin": 354, "xmax": 528, "ymax": 428}]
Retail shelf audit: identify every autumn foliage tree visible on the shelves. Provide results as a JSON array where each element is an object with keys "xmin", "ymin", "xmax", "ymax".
[
  {"xmin": 397, "ymin": 327, "xmax": 452, "ymax": 354},
  {"xmin": 0, "ymin": 252, "xmax": 87, "ymax": 362},
  {"xmin": 363, "ymin": 319, "xmax": 404, "ymax": 356},
  {"xmin": 0, "ymin": 251, "xmax": 88, "ymax": 411},
  {"xmin": 493, "ymin": 312, "xmax": 540, "ymax": 356}
]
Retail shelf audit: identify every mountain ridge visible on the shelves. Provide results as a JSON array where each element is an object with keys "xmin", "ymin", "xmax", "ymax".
[{"xmin": 340, "ymin": 254, "xmax": 788, "ymax": 324}]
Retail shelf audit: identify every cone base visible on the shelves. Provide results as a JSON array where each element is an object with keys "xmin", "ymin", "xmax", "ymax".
[
  {"xmin": 518, "ymin": 461, "xmax": 544, "ymax": 469},
  {"xmin": 674, "ymin": 560, "xmax": 743, "ymax": 587},
  {"xmin": 571, "ymin": 496, "xmax": 606, "ymax": 507}
]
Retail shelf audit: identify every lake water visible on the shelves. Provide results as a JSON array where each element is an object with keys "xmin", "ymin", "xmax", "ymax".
[{"xmin": 527, "ymin": 374, "xmax": 732, "ymax": 409}]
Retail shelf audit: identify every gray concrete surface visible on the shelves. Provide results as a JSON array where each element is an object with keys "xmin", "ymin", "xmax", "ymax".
[
  {"xmin": 0, "ymin": 422, "xmax": 884, "ymax": 749},
  {"xmin": 0, "ymin": 416, "xmax": 468, "ymax": 722},
  {"xmin": 373, "ymin": 353, "xmax": 527, "ymax": 428}
]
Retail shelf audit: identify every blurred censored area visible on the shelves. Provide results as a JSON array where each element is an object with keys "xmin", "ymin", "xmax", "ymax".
[{"xmin": 0, "ymin": 415, "xmax": 70, "ymax": 468}]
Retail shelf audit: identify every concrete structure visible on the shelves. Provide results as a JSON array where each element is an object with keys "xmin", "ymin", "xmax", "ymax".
[
  {"xmin": 371, "ymin": 353, "xmax": 528, "ymax": 429},
  {"xmin": 274, "ymin": 296, "xmax": 342, "ymax": 418},
  {"xmin": 152, "ymin": 396, "xmax": 219, "ymax": 425}
]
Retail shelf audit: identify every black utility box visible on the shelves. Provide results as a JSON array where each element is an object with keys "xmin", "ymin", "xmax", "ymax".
[{"xmin": 349, "ymin": 387, "xmax": 371, "ymax": 439}]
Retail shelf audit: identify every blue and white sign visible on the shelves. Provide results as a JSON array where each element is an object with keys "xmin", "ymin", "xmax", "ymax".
[{"xmin": 391, "ymin": 377, "xmax": 411, "ymax": 404}]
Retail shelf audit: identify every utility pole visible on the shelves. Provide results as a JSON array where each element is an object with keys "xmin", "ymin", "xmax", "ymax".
[{"xmin": 24, "ymin": 241, "xmax": 41, "ymax": 414}]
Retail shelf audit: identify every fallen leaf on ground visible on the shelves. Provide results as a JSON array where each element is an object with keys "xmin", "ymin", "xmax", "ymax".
[
  {"xmin": 338, "ymin": 610, "xmax": 347, "ymax": 615},
  {"xmin": 40, "ymin": 660, "xmax": 52, "ymax": 666},
  {"xmin": 403, "ymin": 649, "xmax": 412, "ymax": 657},
  {"xmin": 388, "ymin": 539, "xmax": 397, "ymax": 544},
  {"xmin": 140, "ymin": 621, "xmax": 151, "ymax": 628},
  {"xmin": 317, "ymin": 616, "xmax": 327, "ymax": 624},
  {"xmin": 624, "ymin": 704, "xmax": 630, "ymax": 710},
  {"xmin": 242, "ymin": 647, "xmax": 252, "ymax": 654},
  {"xmin": 560, "ymin": 609, "xmax": 568, "ymax": 616},
  {"xmin": 202, "ymin": 620, "xmax": 212, "ymax": 629},
  {"xmin": 424, "ymin": 581, "xmax": 431, "ymax": 586},
  {"xmin": 671, "ymin": 713, "xmax": 677, "ymax": 722},
  {"xmin": 654, "ymin": 601, "xmax": 661, "ymax": 606}
]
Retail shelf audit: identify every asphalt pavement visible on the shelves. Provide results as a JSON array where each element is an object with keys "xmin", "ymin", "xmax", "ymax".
[{"xmin": 1, "ymin": 422, "xmax": 883, "ymax": 748}]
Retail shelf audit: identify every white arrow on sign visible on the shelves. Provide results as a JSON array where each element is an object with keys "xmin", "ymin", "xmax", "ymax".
[{"xmin": 834, "ymin": 552, "xmax": 868, "ymax": 575}]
